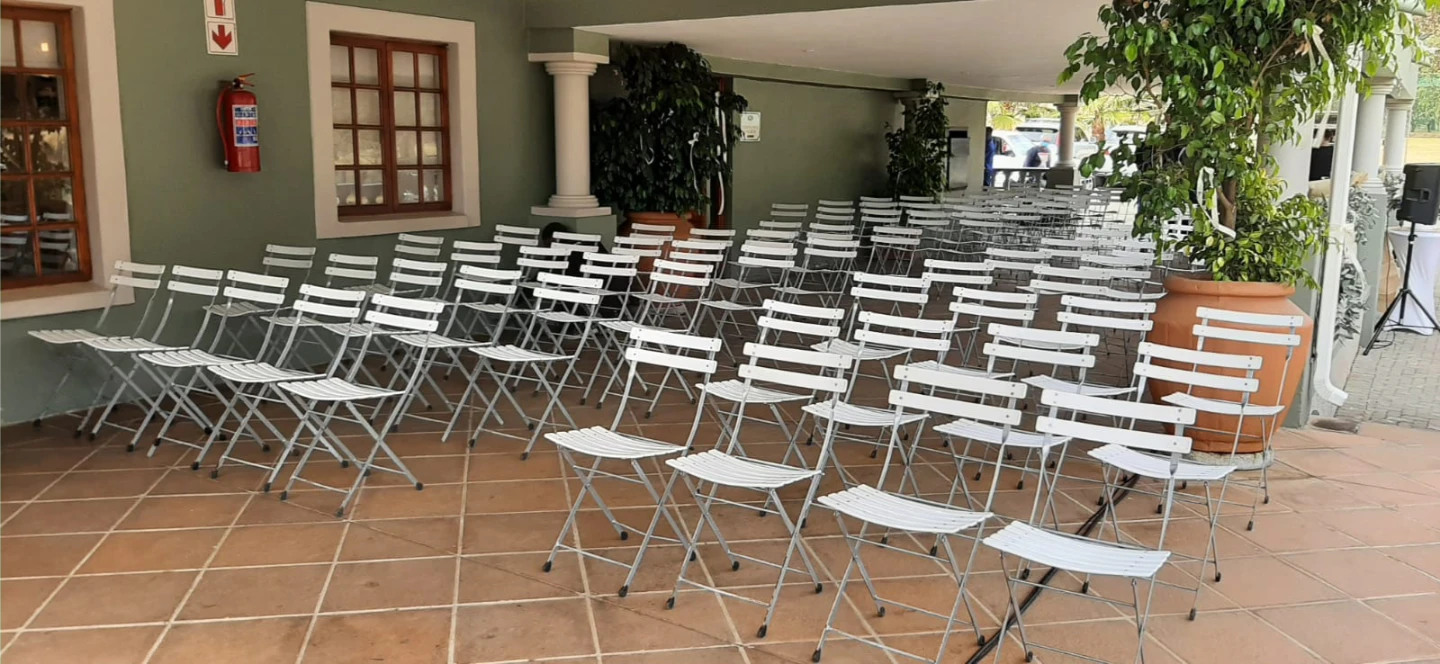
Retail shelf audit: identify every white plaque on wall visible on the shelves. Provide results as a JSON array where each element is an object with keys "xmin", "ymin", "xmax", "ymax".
[{"xmin": 739, "ymin": 111, "xmax": 761, "ymax": 142}]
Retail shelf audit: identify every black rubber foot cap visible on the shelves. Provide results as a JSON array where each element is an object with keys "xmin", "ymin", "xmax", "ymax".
[
  {"xmin": 210, "ymin": 470, "xmax": 219, "ymax": 479},
  {"xmin": 619, "ymin": 531, "xmax": 629, "ymax": 541},
  {"xmin": 1016, "ymin": 481, "xmax": 1025, "ymax": 490},
  {"xmin": 579, "ymin": 398, "xmax": 587, "ymax": 406},
  {"xmin": 204, "ymin": 427, "xmax": 213, "ymax": 435},
  {"xmin": 877, "ymin": 606, "xmax": 886, "ymax": 618},
  {"xmin": 731, "ymin": 561, "xmax": 741, "ymax": 572},
  {"xmin": 335, "ymin": 508, "xmax": 345, "ymax": 518},
  {"xmin": 1025, "ymin": 651, "xmax": 1035, "ymax": 662},
  {"xmin": 32, "ymin": 419, "xmax": 41, "ymax": 428},
  {"xmin": 929, "ymin": 545, "xmax": 939, "ymax": 557},
  {"xmin": 1246, "ymin": 520, "xmax": 1255, "ymax": 531},
  {"xmin": 879, "ymin": 536, "xmax": 889, "ymax": 545},
  {"xmin": 126, "ymin": 444, "xmax": 136, "ymax": 453},
  {"xmin": 1263, "ymin": 496, "xmax": 1271, "ymax": 505},
  {"xmin": 869, "ymin": 449, "xmax": 878, "ymax": 459},
  {"xmin": 415, "ymin": 482, "xmax": 424, "ymax": 491},
  {"xmin": 72, "ymin": 429, "xmax": 83, "ymax": 439},
  {"xmin": 262, "ymin": 444, "xmax": 271, "ymax": 453},
  {"xmin": 1080, "ymin": 581, "xmax": 1090, "ymax": 594},
  {"xmin": 191, "ymin": 461, "xmax": 201, "ymax": 471},
  {"xmin": 340, "ymin": 460, "xmax": 350, "ymax": 468},
  {"xmin": 756, "ymin": 625, "xmax": 768, "ymax": 639},
  {"xmin": 618, "ymin": 585, "xmax": 629, "ymax": 598},
  {"xmin": 279, "ymin": 490, "xmax": 289, "ymax": 501},
  {"xmin": 812, "ymin": 648, "xmax": 823, "ymax": 663},
  {"xmin": 1214, "ymin": 571, "xmax": 1222, "ymax": 582},
  {"xmin": 814, "ymin": 583, "xmax": 822, "ymax": 594},
  {"xmin": 1020, "ymin": 569, "xmax": 1031, "ymax": 580},
  {"xmin": 1188, "ymin": 608, "xmax": 1197, "ymax": 621},
  {"xmin": 644, "ymin": 411, "xmax": 653, "ymax": 419},
  {"xmin": 527, "ymin": 423, "xmax": 536, "ymax": 431},
  {"xmin": 977, "ymin": 634, "xmax": 987, "ymax": 647},
  {"xmin": 689, "ymin": 551, "xmax": 697, "ymax": 562},
  {"xmin": 665, "ymin": 597, "xmax": 676, "ymax": 610},
  {"xmin": 1156, "ymin": 504, "xmax": 1164, "ymax": 515},
  {"xmin": 262, "ymin": 482, "xmax": 271, "ymax": 493},
  {"xmin": 542, "ymin": 561, "xmax": 553, "ymax": 573},
  {"xmin": 521, "ymin": 452, "xmax": 530, "ymax": 460},
  {"xmin": 88, "ymin": 433, "xmax": 97, "ymax": 441},
  {"xmin": 974, "ymin": 472, "xmax": 983, "ymax": 481}
]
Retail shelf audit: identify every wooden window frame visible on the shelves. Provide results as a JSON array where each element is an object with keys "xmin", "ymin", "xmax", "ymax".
[
  {"xmin": 1, "ymin": 5, "xmax": 90, "ymax": 290},
  {"xmin": 330, "ymin": 33, "xmax": 452, "ymax": 218}
]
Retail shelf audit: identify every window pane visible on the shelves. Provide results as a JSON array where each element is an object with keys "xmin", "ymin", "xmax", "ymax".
[
  {"xmin": 419, "ymin": 92, "xmax": 441, "ymax": 127},
  {"xmin": 30, "ymin": 127, "xmax": 70, "ymax": 172},
  {"xmin": 418, "ymin": 53, "xmax": 439, "ymax": 88},
  {"xmin": 2, "ymin": 127, "xmax": 25, "ymax": 173},
  {"xmin": 392, "ymin": 51, "xmax": 414, "ymax": 88},
  {"xmin": 353, "ymin": 48, "xmax": 379, "ymax": 85},
  {"xmin": 332, "ymin": 130, "xmax": 353, "ymax": 165},
  {"xmin": 36, "ymin": 227, "xmax": 79, "ymax": 275},
  {"xmin": 423, "ymin": 170, "xmax": 444, "ymax": 202},
  {"xmin": 0, "ymin": 181, "xmax": 29, "ymax": 225},
  {"xmin": 1, "ymin": 20, "xmax": 16, "ymax": 67},
  {"xmin": 34, "ymin": 178, "xmax": 73, "ymax": 221},
  {"xmin": 330, "ymin": 88, "xmax": 352, "ymax": 124},
  {"xmin": 393, "ymin": 91, "xmax": 416, "ymax": 127},
  {"xmin": 1, "ymin": 232, "xmax": 35, "ymax": 279},
  {"xmin": 336, "ymin": 170, "xmax": 356, "ymax": 206},
  {"xmin": 359, "ymin": 170, "xmax": 383, "ymax": 205},
  {"xmin": 397, "ymin": 169, "xmax": 420, "ymax": 204},
  {"xmin": 396, "ymin": 131, "xmax": 418, "ymax": 165},
  {"xmin": 27, "ymin": 75, "xmax": 66, "ymax": 120},
  {"xmin": 357, "ymin": 130, "xmax": 382, "ymax": 166},
  {"xmin": 20, "ymin": 20, "xmax": 61, "ymax": 69},
  {"xmin": 330, "ymin": 44, "xmax": 351, "ymax": 82},
  {"xmin": 1, "ymin": 74, "xmax": 20, "ymax": 120},
  {"xmin": 355, "ymin": 89, "xmax": 380, "ymax": 125},
  {"xmin": 421, "ymin": 131, "xmax": 443, "ymax": 165}
]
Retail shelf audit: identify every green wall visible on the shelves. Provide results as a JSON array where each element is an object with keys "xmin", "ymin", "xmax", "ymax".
[
  {"xmin": 729, "ymin": 78, "xmax": 896, "ymax": 234},
  {"xmin": 0, "ymin": 0, "xmax": 551, "ymax": 424}
]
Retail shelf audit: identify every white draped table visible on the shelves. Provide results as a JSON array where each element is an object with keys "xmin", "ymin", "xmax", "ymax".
[{"xmin": 1384, "ymin": 225, "xmax": 1440, "ymax": 335}]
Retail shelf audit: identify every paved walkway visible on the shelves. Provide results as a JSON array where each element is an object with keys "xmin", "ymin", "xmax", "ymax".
[{"xmin": 1338, "ymin": 292, "xmax": 1440, "ymax": 430}]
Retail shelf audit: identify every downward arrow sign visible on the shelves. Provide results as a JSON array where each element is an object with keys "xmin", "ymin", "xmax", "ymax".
[
  {"xmin": 215, "ymin": 0, "xmax": 227, "ymax": 17},
  {"xmin": 211, "ymin": 24, "xmax": 233, "ymax": 50}
]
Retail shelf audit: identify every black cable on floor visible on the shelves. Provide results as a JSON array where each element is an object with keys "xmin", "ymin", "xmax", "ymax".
[{"xmin": 964, "ymin": 473, "xmax": 1141, "ymax": 664}]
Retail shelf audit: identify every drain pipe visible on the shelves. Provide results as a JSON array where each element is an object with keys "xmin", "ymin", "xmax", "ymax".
[{"xmin": 1312, "ymin": 69, "xmax": 1360, "ymax": 407}]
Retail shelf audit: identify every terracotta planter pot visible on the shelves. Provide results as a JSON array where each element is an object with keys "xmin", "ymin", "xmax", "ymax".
[
  {"xmin": 1148, "ymin": 276, "xmax": 1314, "ymax": 454},
  {"xmin": 620, "ymin": 211, "xmax": 698, "ymax": 273}
]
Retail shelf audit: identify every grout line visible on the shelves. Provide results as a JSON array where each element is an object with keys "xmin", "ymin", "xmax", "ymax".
[
  {"xmin": 290, "ymin": 501, "xmax": 357, "ymax": 663},
  {"xmin": 448, "ymin": 434, "xmax": 473, "ymax": 664}
]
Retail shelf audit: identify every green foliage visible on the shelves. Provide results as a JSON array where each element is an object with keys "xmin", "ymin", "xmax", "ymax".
[
  {"xmin": 886, "ymin": 82, "xmax": 949, "ymax": 199},
  {"xmin": 1061, "ymin": 0, "xmax": 1422, "ymax": 287},
  {"xmin": 591, "ymin": 42, "xmax": 747, "ymax": 214}
]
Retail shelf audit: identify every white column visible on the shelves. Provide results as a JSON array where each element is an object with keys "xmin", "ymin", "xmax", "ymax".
[
  {"xmin": 1384, "ymin": 98, "xmax": 1414, "ymax": 178},
  {"xmin": 1056, "ymin": 101, "xmax": 1079, "ymax": 166},
  {"xmin": 1354, "ymin": 78, "xmax": 1396, "ymax": 188},
  {"xmin": 544, "ymin": 60, "xmax": 600, "ymax": 209},
  {"xmin": 1270, "ymin": 118, "xmax": 1315, "ymax": 199}
]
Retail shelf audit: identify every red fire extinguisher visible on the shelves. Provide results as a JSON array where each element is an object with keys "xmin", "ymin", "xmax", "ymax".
[{"xmin": 216, "ymin": 74, "xmax": 260, "ymax": 172}]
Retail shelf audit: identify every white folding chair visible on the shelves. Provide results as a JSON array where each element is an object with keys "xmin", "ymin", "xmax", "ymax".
[
  {"xmin": 542, "ymin": 328, "xmax": 722, "ymax": 597},
  {"xmin": 699, "ymin": 240, "xmax": 797, "ymax": 364},
  {"xmin": 663, "ymin": 331, "xmax": 854, "ymax": 639},
  {"xmin": 207, "ymin": 245, "xmax": 316, "ymax": 356},
  {"xmin": 277, "ymin": 293, "xmax": 447, "ymax": 517},
  {"xmin": 393, "ymin": 232, "xmax": 446, "ymax": 260},
  {"xmin": 776, "ymin": 237, "xmax": 860, "ymax": 308},
  {"xmin": 29, "ymin": 261, "xmax": 167, "ymax": 433}
]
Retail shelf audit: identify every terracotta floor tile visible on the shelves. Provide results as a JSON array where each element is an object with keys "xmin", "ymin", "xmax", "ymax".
[
  {"xmin": 1332, "ymin": 472, "xmax": 1440, "ymax": 507},
  {"xmin": 1368, "ymin": 594, "xmax": 1440, "ymax": 643},
  {"xmin": 465, "ymin": 478, "xmax": 571, "ymax": 514},
  {"xmin": 1359, "ymin": 423, "xmax": 1440, "ymax": 445},
  {"xmin": 1218, "ymin": 511, "xmax": 1365, "ymax": 553},
  {"xmin": 1, "ymin": 497, "xmax": 135, "ymax": 535},
  {"xmin": 0, "ymin": 473, "xmax": 61, "ymax": 501},
  {"xmin": 0, "ymin": 448, "xmax": 93, "ymax": 475},
  {"xmin": 1286, "ymin": 548, "xmax": 1440, "ymax": 599},
  {"xmin": 603, "ymin": 647, "xmax": 748, "ymax": 664},
  {"xmin": 321, "ymin": 557, "xmax": 457, "ymax": 611},
  {"xmin": 365, "ymin": 455, "xmax": 469, "ymax": 486},
  {"xmin": 1205, "ymin": 556, "xmax": 1344, "ymax": 608},
  {"xmin": 148, "ymin": 467, "xmax": 258, "ymax": 495},
  {"xmin": 1259, "ymin": 600, "xmax": 1440, "ymax": 664},
  {"xmin": 31, "ymin": 571, "xmax": 197, "ymax": 627},
  {"xmin": 722, "ymin": 584, "xmax": 857, "ymax": 644},
  {"xmin": 38, "ymin": 468, "xmax": 167, "ymax": 500},
  {"xmin": 453, "ymin": 599, "xmax": 596, "ymax": 662},
  {"xmin": 966, "ymin": 570, "xmax": 1123, "ymax": 627},
  {"xmin": 1268, "ymin": 477, "xmax": 1377, "ymax": 511},
  {"xmin": 462, "ymin": 511, "xmax": 574, "ymax": 554},
  {"xmin": 1388, "ymin": 544, "xmax": 1440, "ymax": 578},
  {"xmin": 1281, "ymin": 449, "xmax": 1382, "ymax": 477},
  {"xmin": 350, "ymin": 483, "xmax": 463, "ymax": 520},
  {"xmin": 1310, "ymin": 507, "xmax": 1440, "ymax": 546},
  {"xmin": 74, "ymin": 441, "xmax": 189, "ymax": 471},
  {"xmin": 592, "ymin": 592, "xmax": 732, "ymax": 652},
  {"xmin": 0, "ymin": 577, "xmax": 61, "ymax": 629},
  {"xmin": 211, "ymin": 522, "xmax": 346, "ymax": 567},
  {"xmin": 1022, "ymin": 619, "xmax": 1185, "ymax": 664},
  {"xmin": 0, "ymin": 533, "xmax": 102, "ymax": 577},
  {"xmin": 180, "ymin": 564, "xmax": 329, "ymax": 619},
  {"xmin": 304, "ymin": 608, "xmax": 450, "ymax": 664},
  {"xmin": 582, "ymin": 544, "xmax": 694, "ymax": 596},
  {"xmin": 117, "ymin": 494, "xmax": 249, "ymax": 530},
  {"xmin": 232, "ymin": 495, "xmax": 335, "ymax": 525},
  {"xmin": 0, "ymin": 625, "xmax": 162, "ymax": 664},
  {"xmin": 1149, "ymin": 610, "xmax": 1324, "ymax": 664},
  {"xmin": 1341, "ymin": 443, "xmax": 1440, "ymax": 473},
  {"xmin": 467, "ymin": 450, "xmax": 565, "ymax": 481},
  {"xmin": 458, "ymin": 552, "xmax": 583, "ymax": 603},
  {"xmin": 150, "ymin": 617, "xmax": 309, "ymax": 664},
  {"xmin": 80, "ymin": 528, "xmax": 226, "ymax": 574},
  {"xmin": 338, "ymin": 517, "xmax": 460, "ymax": 560}
]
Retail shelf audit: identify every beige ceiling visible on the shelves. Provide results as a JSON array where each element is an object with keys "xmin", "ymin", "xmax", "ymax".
[{"xmin": 585, "ymin": 0, "xmax": 1109, "ymax": 95}]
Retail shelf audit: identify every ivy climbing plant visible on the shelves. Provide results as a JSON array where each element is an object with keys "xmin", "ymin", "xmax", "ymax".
[
  {"xmin": 886, "ymin": 82, "xmax": 949, "ymax": 200},
  {"xmin": 591, "ymin": 42, "xmax": 747, "ymax": 215},
  {"xmin": 1061, "ymin": 0, "xmax": 1426, "ymax": 287}
]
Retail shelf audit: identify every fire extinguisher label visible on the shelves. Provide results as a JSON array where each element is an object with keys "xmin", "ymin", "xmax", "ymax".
[{"xmin": 232, "ymin": 104, "xmax": 259, "ymax": 147}]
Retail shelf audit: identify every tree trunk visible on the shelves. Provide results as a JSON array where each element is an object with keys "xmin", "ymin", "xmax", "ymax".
[{"xmin": 1219, "ymin": 179, "xmax": 1239, "ymax": 230}]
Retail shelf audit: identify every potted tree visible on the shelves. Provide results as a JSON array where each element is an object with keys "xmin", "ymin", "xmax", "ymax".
[
  {"xmin": 886, "ymin": 82, "xmax": 949, "ymax": 199},
  {"xmin": 1061, "ymin": 0, "xmax": 1422, "ymax": 454},
  {"xmin": 591, "ymin": 42, "xmax": 747, "ymax": 239}
]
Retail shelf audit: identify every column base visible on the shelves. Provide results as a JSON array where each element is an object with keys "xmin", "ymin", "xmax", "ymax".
[
  {"xmin": 1046, "ymin": 166, "xmax": 1079, "ymax": 188},
  {"xmin": 530, "ymin": 207, "xmax": 619, "ymax": 247},
  {"xmin": 547, "ymin": 194, "xmax": 602, "ymax": 209}
]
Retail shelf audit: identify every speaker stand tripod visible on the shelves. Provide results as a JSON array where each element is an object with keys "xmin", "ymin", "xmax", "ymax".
[{"xmin": 1363, "ymin": 222, "xmax": 1440, "ymax": 355}]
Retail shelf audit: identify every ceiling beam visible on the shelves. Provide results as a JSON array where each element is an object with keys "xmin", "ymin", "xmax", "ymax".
[{"xmin": 526, "ymin": 0, "xmax": 965, "ymax": 29}]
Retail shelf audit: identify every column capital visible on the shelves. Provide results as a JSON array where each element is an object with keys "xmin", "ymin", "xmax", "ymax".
[
  {"xmin": 1056, "ymin": 100, "xmax": 1080, "ymax": 111},
  {"xmin": 543, "ymin": 60, "xmax": 599, "ymax": 77},
  {"xmin": 1367, "ymin": 77, "xmax": 1398, "ymax": 97},
  {"xmin": 528, "ymin": 51, "xmax": 608, "ymax": 65},
  {"xmin": 1387, "ymin": 98, "xmax": 1415, "ymax": 112}
]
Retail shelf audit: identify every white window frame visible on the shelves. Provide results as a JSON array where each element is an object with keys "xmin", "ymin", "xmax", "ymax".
[
  {"xmin": 0, "ymin": 0, "xmax": 133, "ymax": 320},
  {"xmin": 305, "ymin": 2, "xmax": 481, "ymax": 240}
]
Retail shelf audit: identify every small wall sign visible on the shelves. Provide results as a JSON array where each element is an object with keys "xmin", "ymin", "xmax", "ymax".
[
  {"xmin": 206, "ymin": 0, "xmax": 238, "ymax": 56},
  {"xmin": 739, "ymin": 111, "xmax": 761, "ymax": 142}
]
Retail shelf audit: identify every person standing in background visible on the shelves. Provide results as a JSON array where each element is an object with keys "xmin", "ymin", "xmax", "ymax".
[{"xmin": 984, "ymin": 127, "xmax": 997, "ymax": 188}]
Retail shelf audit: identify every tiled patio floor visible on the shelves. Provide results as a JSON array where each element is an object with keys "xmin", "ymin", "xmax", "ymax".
[{"xmin": 2, "ymin": 389, "xmax": 1439, "ymax": 664}]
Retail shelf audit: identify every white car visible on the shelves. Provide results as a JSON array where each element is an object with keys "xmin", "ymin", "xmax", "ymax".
[{"xmin": 1015, "ymin": 119, "xmax": 1100, "ymax": 163}]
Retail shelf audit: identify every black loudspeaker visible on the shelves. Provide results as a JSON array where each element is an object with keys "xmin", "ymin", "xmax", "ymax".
[{"xmin": 1398, "ymin": 163, "xmax": 1440, "ymax": 225}]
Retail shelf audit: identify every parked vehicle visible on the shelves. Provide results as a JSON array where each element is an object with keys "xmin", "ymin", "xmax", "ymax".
[{"xmin": 1015, "ymin": 119, "xmax": 1099, "ymax": 163}]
